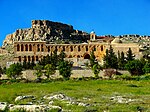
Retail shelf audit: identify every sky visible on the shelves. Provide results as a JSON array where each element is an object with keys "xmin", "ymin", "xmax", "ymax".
[{"xmin": 0, "ymin": 0, "xmax": 150, "ymax": 46}]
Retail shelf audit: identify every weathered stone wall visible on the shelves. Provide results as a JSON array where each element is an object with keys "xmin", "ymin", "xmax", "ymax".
[{"xmin": 13, "ymin": 41, "xmax": 106, "ymax": 65}]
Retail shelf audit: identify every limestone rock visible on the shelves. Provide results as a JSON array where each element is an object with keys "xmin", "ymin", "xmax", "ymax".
[
  {"xmin": 0, "ymin": 102, "xmax": 7, "ymax": 111},
  {"xmin": 3, "ymin": 20, "xmax": 89, "ymax": 47},
  {"xmin": 15, "ymin": 95, "xmax": 34, "ymax": 102},
  {"xmin": 9, "ymin": 104, "xmax": 62, "ymax": 112}
]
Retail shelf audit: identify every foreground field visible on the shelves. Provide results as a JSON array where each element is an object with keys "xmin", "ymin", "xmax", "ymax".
[{"xmin": 0, "ymin": 79, "xmax": 150, "ymax": 112}]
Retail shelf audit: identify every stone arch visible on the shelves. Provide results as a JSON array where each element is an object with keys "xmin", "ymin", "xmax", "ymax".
[
  {"xmin": 29, "ymin": 44, "xmax": 32, "ymax": 51},
  {"xmin": 48, "ymin": 46, "xmax": 50, "ymax": 52},
  {"xmin": 24, "ymin": 56, "xmax": 27, "ymax": 62},
  {"xmin": 84, "ymin": 53, "xmax": 90, "ymax": 59},
  {"xmin": 25, "ymin": 44, "xmax": 28, "ymax": 51},
  {"xmin": 85, "ymin": 46, "xmax": 88, "ymax": 51},
  {"xmin": 28, "ymin": 56, "xmax": 31, "ymax": 62},
  {"xmin": 41, "ymin": 44, "xmax": 44, "ymax": 52},
  {"xmin": 17, "ymin": 44, "xmax": 20, "ymax": 51},
  {"xmin": 78, "ymin": 46, "xmax": 81, "ymax": 52},
  {"xmin": 37, "ymin": 44, "xmax": 40, "ymax": 52},
  {"xmin": 77, "ymin": 55, "xmax": 80, "ymax": 58},
  {"xmin": 21, "ymin": 44, "xmax": 24, "ymax": 51},
  {"xmin": 70, "ymin": 46, "xmax": 73, "ymax": 52},
  {"xmin": 18, "ymin": 56, "xmax": 21, "ymax": 62},
  {"xmin": 101, "ymin": 45, "xmax": 103, "ymax": 51},
  {"xmin": 62, "ymin": 46, "xmax": 65, "ymax": 51},
  {"xmin": 32, "ymin": 56, "xmax": 35, "ymax": 62},
  {"xmin": 36, "ymin": 56, "xmax": 39, "ymax": 61}
]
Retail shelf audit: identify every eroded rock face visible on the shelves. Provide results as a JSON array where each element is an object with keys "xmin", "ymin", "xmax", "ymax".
[{"xmin": 3, "ymin": 20, "xmax": 89, "ymax": 47}]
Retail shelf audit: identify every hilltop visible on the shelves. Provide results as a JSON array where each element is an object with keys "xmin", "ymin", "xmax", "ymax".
[{"xmin": 3, "ymin": 20, "xmax": 89, "ymax": 47}]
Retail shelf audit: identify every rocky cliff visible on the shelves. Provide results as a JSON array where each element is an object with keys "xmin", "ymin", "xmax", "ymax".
[{"xmin": 3, "ymin": 20, "xmax": 89, "ymax": 47}]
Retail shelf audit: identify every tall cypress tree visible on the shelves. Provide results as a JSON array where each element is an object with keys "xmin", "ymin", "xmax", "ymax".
[
  {"xmin": 126, "ymin": 48, "xmax": 134, "ymax": 61},
  {"xmin": 103, "ymin": 45, "xmax": 118, "ymax": 69},
  {"xmin": 118, "ymin": 51, "xmax": 126, "ymax": 70}
]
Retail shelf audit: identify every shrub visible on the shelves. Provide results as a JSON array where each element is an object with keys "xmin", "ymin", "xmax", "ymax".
[
  {"xmin": 143, "ymin": 62, "xmax": 150, "ymax": 74},
  {"xmin": 103, "ymin": 69, "xmax": 116, "ymax": 79},
  {"xmin": 6, "ymin": 63, "xmax": 22, "ymax": 79},
  {"xmin": 125, "ymin": 60, "xmax": 144, "ymax": 76},
  {"xmin": 58, "ymin": 60, "xmax": 72, "ymax": 80}
]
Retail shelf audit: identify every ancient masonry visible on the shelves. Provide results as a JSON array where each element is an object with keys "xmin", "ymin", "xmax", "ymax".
[
  {"xmin": 14, "ymin": 41, "xmax": 106, "ymax": 66},
  {"xmin": 3, "ymin": 20, "xmax": 141, "ymax": 66}
]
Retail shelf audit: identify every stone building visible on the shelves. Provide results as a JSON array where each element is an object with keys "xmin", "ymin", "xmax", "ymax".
[
  {"xmin": 3, "ymin": 20, "xmax": 141, "ymax": 66},
  {"xmin": 14, "ymin": 41, "xmax": 106, "ymax": 66},
  {"xmin": 13, "ymin": 38, "xmax": 141, "ymax": 66}
]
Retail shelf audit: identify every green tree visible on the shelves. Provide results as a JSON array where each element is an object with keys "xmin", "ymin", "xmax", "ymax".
[
  {"xmin": 0, "ymin": 66, "xmax": 3, "ymax": 75},
  {"xmin": 51, "ymin": 48, "xmax": 58, "ymax": 67},
  {"xmin": 89, "ymin": 49, "xmax": 101, "ymax": 77},
  {"xmin": 103, "ymin": 45, "xmax": 118, "ymax": 69},
  {"xmin": 44, "ymin": 64, "xmax": 56, "ymax": 79},
  {"xmin": 125, "ymin": 59, "xmax": 144, "ymax": 76},
  {"xmin": 118, "ymin": 51, "xmax": 126, "ymax": 70},
  {"xmin": 58, "ymin": 60, "xmax": 72, "ymax": 80},
  {"xmin": 89, "ymin": 49, "xmax": 98, "ymax": 67},
  {"xmin": 126, "ymin": 48, "xmax": 135, "ymax": 62},
  {"xmin": 6, "ymin": 63, "xmax": 22, "ymax": 79},
  {"xmin": 92, "ymin": 64, "xmax": 101, "ymax": 78},
  {"xmin": 58, "ymin": 50, "xmax": 66, "ymax": 62},
  {"xmin": 33, "ymin": 64, "xmax": 43, "ymax": 78},
  {"xmin": 143, "ymin": 62, "xmax": 150, "ymax": 74}
]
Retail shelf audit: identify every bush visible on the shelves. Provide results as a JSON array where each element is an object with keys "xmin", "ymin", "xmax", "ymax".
[
  {"xmin": 103, "ymin": 69, "xmax": 116, "ymax": 79},
  {"xmin": 125, "ymin": 60, "xmax": 144, "ymax": 76},
  {"xmin": 6, "ymin": 63, "xmax": 22, "ymax": 79},
  {"xmin": 143, "ymin": 62, "xmax": 150, "ymax": 74},
  {"xmin": 58, "ymin": 60, "xmax": 72, "ymax": 80}
]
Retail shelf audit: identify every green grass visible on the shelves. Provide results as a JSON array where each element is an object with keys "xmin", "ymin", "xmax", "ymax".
[{"xmin": 0, "ymin": 80, "xmax": 150, "ymax": 111}]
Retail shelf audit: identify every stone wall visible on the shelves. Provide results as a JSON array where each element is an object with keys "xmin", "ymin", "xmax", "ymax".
[{"xmin": 13, "ymin": 41, "xmax": 106, "ymax": 65}]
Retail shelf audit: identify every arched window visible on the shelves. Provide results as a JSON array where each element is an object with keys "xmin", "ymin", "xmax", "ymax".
[
  {"xmin": 63, "ymin": 46, "xmax": 65, "ymax": 51},
  {"xmin": 93, "ymin": 46, "xmax": 96, "ymax": 51},
  {"xmin": 48, "ymin": 46, "xmax": 50, "ymax": 52},
  {"xmin": 70, "ymin": 46, "xmax": 73, "ymax": 52},
  {"xmin": 28, "ymin": 56, "xmax": 31, "ymax": 62},
  {"xmin": 24, "ymin": 56, "xmax": 27, "ymax": 62},
  {"xmin": 36, "ymin": 56, "xmax": 38, "ymax": 61},
  {"xmin": 86, "ymin": 46, "xmax": 88, "ymax": 51},
  {"xmin": 25, "ymin": 44, "xmax": 28, "ymax": 51},
  {"xmin": 84, "ymin": 54, "xmax": 90, "ymax": 59},
  {"xmin": 19, "ymin": 56, "xmax": 21, "ymax": 62},
  {"xmin": 32, "ymin": 56, "xmax": 35, "ymax": 62},
  {"xmin": 29, "ymin": 44, "xmax": 32, "ymax": 51},
  {"xmin": 41, "ymin": 44, "xmax": 44, "ymax": 52},
  {"xmin": 101, "ymin": 45, "xmax": 103, "ymax": 51},
  {"xmin": 17, "ymin": 44, "xmax": 20, "ymax": 51},
  {"xmin": 21, "ymin": 44, "xmax": 24, "ymax": 51},
  {"xmin": 37, "ymin": 44, "xmax": 40, "ymax": 52},
  {"xmin": 78, "ymin": 46, "xmax": 81, "ymax": 52}
]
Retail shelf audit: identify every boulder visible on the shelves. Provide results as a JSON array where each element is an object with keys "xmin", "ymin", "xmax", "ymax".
[{"xmin": 0, "ymin": 102, "xmax": 7, "ymax": 111}]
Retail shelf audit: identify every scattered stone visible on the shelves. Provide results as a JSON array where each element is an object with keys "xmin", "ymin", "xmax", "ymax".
[
  {"xmin": 0, "ymin": 102, "xmax": 7, "ymax": 111},
  {"xmin": 43, "ymin": 93, "xmax": 72, "ymax": 101},
  {"xmin": 110, "ymin": 96, "xmax": 141, "ymax": 104},
  {"xmin": 9, "ymin": 104, "xmax": 62, "ymax": 112},
  {"xmin": 15, "ymin": 95, "xmax": 35, "ymax": 102}
]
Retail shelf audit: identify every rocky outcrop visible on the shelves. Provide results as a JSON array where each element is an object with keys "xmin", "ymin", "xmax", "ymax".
[{"xmin": 3, "ymin": 20, "xmax": 89, "ymax": 47}]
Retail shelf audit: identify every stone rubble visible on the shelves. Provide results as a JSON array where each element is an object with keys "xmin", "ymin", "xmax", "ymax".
[
  {"xmin": 110, "ymin": 96, "xmax": 140, "ymax": 104},
  {"xmin": 0, "ymin": 102, "xmax": 7, "ymax": 111},
  {"xmin": 15, "ymin": 95, "xmax": 34, "ymax": 102},
  {"xmin": 0, "ymin": 93, "xmax": 90, "ymax": 111}
]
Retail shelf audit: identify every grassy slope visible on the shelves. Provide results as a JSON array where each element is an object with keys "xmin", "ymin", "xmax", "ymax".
[{"xmin": 0, "ymin": 80, "xmax": 150, "ymax": 111}]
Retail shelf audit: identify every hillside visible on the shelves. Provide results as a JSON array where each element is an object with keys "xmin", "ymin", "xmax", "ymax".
[{"xmin": 3, "ymin": 20, "xmax": 89, "ymax": 47}]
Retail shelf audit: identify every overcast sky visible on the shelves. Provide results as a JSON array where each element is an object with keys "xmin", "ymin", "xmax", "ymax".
[{"xmin": 0, "ymin": 0, "xmax": 150, "ymax": 46}]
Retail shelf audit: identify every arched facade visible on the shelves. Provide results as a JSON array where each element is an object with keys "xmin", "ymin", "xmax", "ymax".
[{"xmin": 13, "ymin": 41, "xmax": 106, "ymax": 65}]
